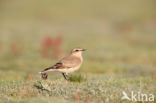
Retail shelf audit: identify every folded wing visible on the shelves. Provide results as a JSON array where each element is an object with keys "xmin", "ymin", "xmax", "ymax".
[{"xmin": 40, "ymin": 55, "xmax": 81, "ymax": 73}]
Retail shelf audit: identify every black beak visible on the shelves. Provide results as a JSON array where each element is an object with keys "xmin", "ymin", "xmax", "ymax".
[{"xmin": 82, "ymin": 49, "xmax": 87, "ymax": 51}]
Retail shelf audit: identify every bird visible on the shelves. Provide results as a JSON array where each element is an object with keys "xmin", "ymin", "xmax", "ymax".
[{"xmin": 39, "ymin": 47, "xmax": 86, "ymax": 80}]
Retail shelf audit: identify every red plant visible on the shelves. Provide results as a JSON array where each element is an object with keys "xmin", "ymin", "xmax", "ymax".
[
  {"xmin": 10, "ymin": 43, "xmax": 20, "ymax": 55},
  {"xmin": 24, "ymin": 73, "xmax": 34, "ymax": 81},
  {"xmin": 74, "ymin": 92, "xmax": 81, "ymax": 101},
  {"xmin": 41, "ymin": 36, "xmax": 63, "ymax": 58},
  {"xmin": 119, "ymin": 22, "xmax": 133, "ymax": 34}
]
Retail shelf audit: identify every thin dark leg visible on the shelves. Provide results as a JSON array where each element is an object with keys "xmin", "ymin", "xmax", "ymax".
[{"xmin": 62, "ymin": 73, "xmax": 68, "ymax": 80}]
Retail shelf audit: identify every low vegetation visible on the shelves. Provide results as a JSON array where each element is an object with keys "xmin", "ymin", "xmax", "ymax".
[{"xmin": 0, "ymin": 0, "xmax": 156, "ymax": 103}]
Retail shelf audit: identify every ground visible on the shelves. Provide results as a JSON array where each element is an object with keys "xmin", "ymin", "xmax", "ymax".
[{"xmin": 0, "ymin": 0, "xmax": 156, "ymax": 103}]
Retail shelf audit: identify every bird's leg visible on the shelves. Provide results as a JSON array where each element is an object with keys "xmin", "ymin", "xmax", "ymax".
[{"xmin": 62, "ymin": 73, "xmax": 69, "ymax": 80}]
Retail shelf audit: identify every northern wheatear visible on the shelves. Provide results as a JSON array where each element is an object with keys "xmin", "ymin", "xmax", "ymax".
[{"xmin": 39, "ymin": 47, "xmax": 86, "ymax": 80}]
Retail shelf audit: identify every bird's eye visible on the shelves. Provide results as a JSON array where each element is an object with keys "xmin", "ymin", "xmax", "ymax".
[{"xmin": 75, "ymin": 50, "xmax": 79, "ymax": 52}]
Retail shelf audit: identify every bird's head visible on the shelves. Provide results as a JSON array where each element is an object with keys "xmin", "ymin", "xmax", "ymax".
[{"xmin": 71, "ymin": 47, "xmax": 86, "ymax": 56}]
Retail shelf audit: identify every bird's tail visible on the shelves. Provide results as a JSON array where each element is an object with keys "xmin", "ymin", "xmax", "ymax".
[
  {"xmin": 39, "ymin": 67, "xmax": 54, "ymax": 80},
  {"xmin": 39, "ymin": 67, "xmax": 54, "ymax": 74}
]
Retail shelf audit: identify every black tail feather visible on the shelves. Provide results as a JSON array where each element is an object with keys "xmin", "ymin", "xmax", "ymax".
[{"xmin": 40, "ymin": 66, "xmax": 53, "ymax": 73}]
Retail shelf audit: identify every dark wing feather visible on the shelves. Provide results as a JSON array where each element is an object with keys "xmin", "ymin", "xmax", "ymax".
[
  {"xmin": 41, "ymin": 62, "xmax": 63, "ymax": 73},
  {"xmin": 52, "ymin": 62, "xmax": 63, "ymax": 69}
]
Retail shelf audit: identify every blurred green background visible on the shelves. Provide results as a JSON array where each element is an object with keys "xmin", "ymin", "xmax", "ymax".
[
  {"xmin": 0, "ymin": 0, "xmax": 156, "ymax": 79},
  {"xmin": 0, "ymin": 0, "xmax": 156, "ymax": 102}
]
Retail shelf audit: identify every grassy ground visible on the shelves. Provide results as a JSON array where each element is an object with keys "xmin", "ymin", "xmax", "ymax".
[
  {"xmin": 0, "ymin": 0, "xmax": 156, "ymax": 103},
  {"xmin": 0, "ymin": 75, "xmax": 156, "ymax": 103}
]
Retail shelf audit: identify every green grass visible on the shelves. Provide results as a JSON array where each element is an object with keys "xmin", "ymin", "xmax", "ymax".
[
  {"xmin": 0, "ymin": 0, "xmax": 156, "ymax": 103},
  {"xmin": 0, "ymin": 75, "xmax": 156, "ymax": 103}
]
